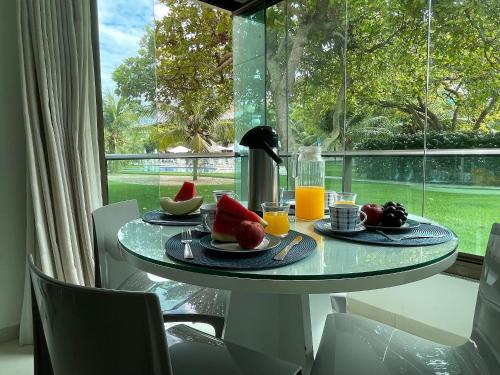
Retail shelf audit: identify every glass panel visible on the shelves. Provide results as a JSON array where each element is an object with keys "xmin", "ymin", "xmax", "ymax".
[
  {"xmin": 429, "ymin": 0, "xmax": 499, "ymax": 136},
  {"xmin": 101, "ymin": 0, "xmax": 237, "ymax": 209},
  {"xmin": 98, "ymin": 0, "xmax": 160, "ymax": 203},
  {"xmin": 424, "ymin": 155, "xmax": 500, "ymax": 256},
  {"xmin": 233, "ymin": 9, "xmax": 266, "ymax": 199},
  {"xmin": 424, "ymin": 0, "xmax": 499, "ymax": 255},
  {"xmin": 108, "ymin": 157, "xmax": 236, "ymax": 214},
  {"xmin": 98, "ymin": 0, "xmax": 158, "ymax": 155},
  {"xmin": 346, "ymin": 0, "xmax": 429, "ymax": 151},
  {"xmin": 351, "ymin": 156, "xmax": 424, "ymax": 215}
]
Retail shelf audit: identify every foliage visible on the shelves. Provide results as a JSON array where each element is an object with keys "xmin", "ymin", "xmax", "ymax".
[
  {"xmin": 353, "ymin": 132, "xmax": 500, "ymax": 184},
  {"xmin": 102, "ymin": 93, "xmax": 140, "ymax": 154},
  {"xmin": 155, "ymin": 0, "xmax": 233, "ymax": 112},
  {"xmin": 148, "ymin": 103, "xmax": 227, "ymax": 180},
  {"xmin": 262, "ymin": 0, "xmax": 499, "ymax": 150},
  {"xmin": 112, "ymin": 26, "xmax": 156, "ymax": 106},
  {"xmin": 112, "ymin": 0, "xmax": 233, "ymax": 157},
  {"xmin": 354, "ymin": 131, "xmax": 500, "ymax": 150}
]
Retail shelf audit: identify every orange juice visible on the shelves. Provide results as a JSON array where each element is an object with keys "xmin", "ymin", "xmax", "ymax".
[
  {"xmin": 263, "ymin": 211, "xmax": 290, "ymax": 237},
  {"xmin": 335, "ymin": 200, "xmax": 354, "ymax": 205},
  {"xmin": 295, "ymin": 186, "xmax": 325, "ymax": 221}
]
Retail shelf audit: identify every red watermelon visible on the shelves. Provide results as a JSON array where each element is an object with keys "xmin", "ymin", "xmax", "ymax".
[
  {"xmin": 174, "ymin": 181, "xmax": 197, "ymax": 202},
  {"xmin": 212, "ymin": 195, "xmax": 267, "ymax": 242}
]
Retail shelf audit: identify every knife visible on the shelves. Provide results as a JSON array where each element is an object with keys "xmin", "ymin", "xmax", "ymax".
[{"xmin": 274, "ymin": 235, "xmax": 303, "ymax": 261}]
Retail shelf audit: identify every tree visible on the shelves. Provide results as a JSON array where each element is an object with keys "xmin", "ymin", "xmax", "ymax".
[
  {"xmin": 112, "ymin": 0, "xmax": 234, "ymax": 160},
  {"xmin": 150, "ymin": 102, "xmax": 226, "ymax": 180},
  {"xmin": 112, "ymin": 26, "xmax": 156, "ymax": 106},
  {"xmin": 264, "ymin": 0, "xmax": 499, "ymax": 150},
  {"xmin": 155, "ymin": 0, "xmax": 233, "ymax": 112},
  {"xmin": 103, "ymin": 93, "xmax": 139, "ymax": 154}
]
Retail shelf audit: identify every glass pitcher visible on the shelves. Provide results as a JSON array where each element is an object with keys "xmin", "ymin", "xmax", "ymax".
[{"xmin": 293, "ymin": 146, "xmax": 325, "ymax": 221}]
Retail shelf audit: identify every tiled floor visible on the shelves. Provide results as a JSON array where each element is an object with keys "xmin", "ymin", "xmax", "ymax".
[{"xmin": 0, "ymin": 340, "xmax": 33, "ymax": 375}]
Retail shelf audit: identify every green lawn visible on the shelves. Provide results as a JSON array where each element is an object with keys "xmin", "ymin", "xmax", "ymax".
[
  {"xmin": 108, "ymin": 177, "xmax": 498, "ymax": 256},
  {"xmin": 108, "ymin": 180, "xmax": 235, "ymax": 213}
]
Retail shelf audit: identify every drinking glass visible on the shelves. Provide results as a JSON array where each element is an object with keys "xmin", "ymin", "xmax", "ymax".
[
  {"xmin": 334, "ymin": 192, "xmax": 357, "ymax": 205},
  {"xmin": 261, "ymin": 202, "xmax": 290, "ymax": 237},
  {"xmin": 212, "ymin": 190, "xmax": 238, "ymax": 202},
  {"xmin": 200, "ymin": 203, "xmax": 217, "ymax": 232}
]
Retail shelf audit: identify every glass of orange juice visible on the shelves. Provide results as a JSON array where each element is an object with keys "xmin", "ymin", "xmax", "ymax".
[
  {"xmin": 334, "ymin": 192, "xmax": 357, "ymax": 205},
  {"xmin": 261, "ymin": 202, "xmax": 290, "ymax": 237},
  {"xmin": 295, "ymin": 186, "xmax": 325, "ymax": 221}
]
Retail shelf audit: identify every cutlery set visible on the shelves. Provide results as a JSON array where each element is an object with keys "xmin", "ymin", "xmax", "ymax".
[
  {"xmin": 375, "ymin": 230, "xmax": 444, "ymax": 242},
  {"xmin": 181, "ymin": 228, "xmax": 303, "ymax": 261}
]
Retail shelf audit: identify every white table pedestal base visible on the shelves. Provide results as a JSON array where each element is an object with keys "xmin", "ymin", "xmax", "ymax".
[{"xmin": 223, "ymin": 292, "xmax": 333, "ymax": 375}]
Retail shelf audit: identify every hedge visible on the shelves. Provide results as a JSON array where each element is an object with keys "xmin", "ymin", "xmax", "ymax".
[{"xmin": 352, "ymin": 132, "xmax": 499, "ymax": 185}]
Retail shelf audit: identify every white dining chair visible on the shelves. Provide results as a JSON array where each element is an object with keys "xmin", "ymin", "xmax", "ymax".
[
  {"xmin": 92, "ymin": 200, "xmax": 227, "ymax": 337},
  {"xmin": 29, "ymin": 256, "xmax": 302, "ymax": 375},
  {"xmin": 311, "ymin": 223, "xmax": 500, "ymax": 375}
]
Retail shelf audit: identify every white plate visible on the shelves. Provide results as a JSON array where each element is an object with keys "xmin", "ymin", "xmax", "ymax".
[
  {"xmin": 199, "ymin": 234, "xmax": 281, "ymax": 253},
  {"xmin": 160, "ymin": 209, "xmax": 200, "ymax": 216},
  {"xmin": 364, "ymin": 219, "xmax": 421, "ymax": 233}
]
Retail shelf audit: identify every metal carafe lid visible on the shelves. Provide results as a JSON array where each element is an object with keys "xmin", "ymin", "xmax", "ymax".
[{"xmin": 240, "ymin": 126, "xmax": 282, "ymax": 164}]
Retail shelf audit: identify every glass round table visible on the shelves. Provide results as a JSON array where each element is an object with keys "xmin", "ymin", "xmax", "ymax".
[{"xmin": 118, "ymin": 215, "xmax": 457, "ymax": 374}]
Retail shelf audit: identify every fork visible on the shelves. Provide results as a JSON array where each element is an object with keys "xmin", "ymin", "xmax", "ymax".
[
  {"xmin": 181, "ymin": 229, "xmax": 194, "ymax": 259},
  {"xmin": 376, "ymin": 230, "xmax": 445, "ymax": 242}
]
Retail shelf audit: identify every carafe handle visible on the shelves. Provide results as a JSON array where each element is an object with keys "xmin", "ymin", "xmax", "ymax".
[
  {"xmin": 262, "ymin": 141, "xmax": 282, "ymax": 165},
  {"xmin": 291, "ymin": 153, "xmax": 299, "ymax": 178}
]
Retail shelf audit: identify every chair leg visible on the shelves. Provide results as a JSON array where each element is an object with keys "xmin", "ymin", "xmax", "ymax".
[
  {"xmin": 32, "ymin": 285, "xmax": 54, "ymax": 375},
  {"xmin": 163, "ymin": 313, "xmax": 225, "ymax": 338}
]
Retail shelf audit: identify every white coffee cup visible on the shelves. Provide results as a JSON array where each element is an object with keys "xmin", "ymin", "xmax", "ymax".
[
  {"xmin": 200, "ymin": 203, "xmax": 217, "ymax": 232},
  {"xmin": 329, "ymin": 204, "xmax": 367, "ymax": 231}
]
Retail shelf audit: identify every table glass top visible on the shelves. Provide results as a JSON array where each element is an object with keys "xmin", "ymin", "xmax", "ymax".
[{"xmin": 118, "ymin": 215, "xmax": 457, "ymax": 280}]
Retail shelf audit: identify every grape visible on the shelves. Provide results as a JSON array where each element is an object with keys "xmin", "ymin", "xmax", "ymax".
[
  {"xmin": 382, "ymin": 201, "xmax": 408, "ymax": 227},
  {"xmin": 385, "ymin": 206, "xmax": 396, "ymax": 214}
]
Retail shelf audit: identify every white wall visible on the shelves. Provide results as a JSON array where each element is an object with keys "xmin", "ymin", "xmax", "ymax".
[{"xmin": 0, "ymin": 0, "xmax": 27, "ymax": 341}]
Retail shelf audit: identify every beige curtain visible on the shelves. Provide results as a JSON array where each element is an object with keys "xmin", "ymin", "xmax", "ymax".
[{"xmin": 18, "ymin": 0, "xmax": 102, "ymax": 343}]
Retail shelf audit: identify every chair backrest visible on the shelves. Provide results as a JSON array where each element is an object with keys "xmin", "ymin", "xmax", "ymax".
[
  {"xmin": 29, "ymin": 257, "xmax": 172, "ymax": 375},
  {"xmin": 92, "ymin": 200, "xmax": 140, "ymax": 288},
  {"xmin": 471, "ymin": 223, "xmax": 500, "ymax": 370}
]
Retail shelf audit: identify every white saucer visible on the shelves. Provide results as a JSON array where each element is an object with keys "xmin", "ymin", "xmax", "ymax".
[{"xmin": 321, "ymin": 222, "xmax": 365, "ymax": 235}]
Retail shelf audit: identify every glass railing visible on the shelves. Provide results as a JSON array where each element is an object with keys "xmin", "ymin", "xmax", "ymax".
[
  {"xmin": 106, "ymin": 154, "xmax": 237, "ymax": 214},
  {"xmin": 105, "ymin": 149, "xmax": 499, "ymax": 256}
]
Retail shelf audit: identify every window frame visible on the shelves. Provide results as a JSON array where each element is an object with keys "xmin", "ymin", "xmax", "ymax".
[{"xmin": 91, "ymin": 0, "xmax": 491, "ymax": 281}]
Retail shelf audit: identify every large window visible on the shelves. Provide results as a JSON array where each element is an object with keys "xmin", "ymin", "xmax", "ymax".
[
  {"xmin": 97, "ymin": 0, "xmax": 499, "ymax": 260},
  {"xmin": 98, "ymin": 0, "xmax": 236, "ymax": 212},
  {"xmin": 234, "ymin": 0, "xmax": 499, "ymax": 257}
]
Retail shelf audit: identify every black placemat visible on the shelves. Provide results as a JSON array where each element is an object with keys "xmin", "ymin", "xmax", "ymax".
[
  {"xmin": 314, "ymin": 219, "xmax": 455, "ymax": 247},
  {"xmin": 165, "ymin": 230, "xmax": 317, "ymax": 270},
  {"xmin": 143, "ymin": 210, "xmax": 201, "ymax": 226}
]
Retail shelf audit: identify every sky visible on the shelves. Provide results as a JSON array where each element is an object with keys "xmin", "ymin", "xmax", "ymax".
[{"xmin": 97, "ymin": 0, "xmax": 169, "ymax": 94}]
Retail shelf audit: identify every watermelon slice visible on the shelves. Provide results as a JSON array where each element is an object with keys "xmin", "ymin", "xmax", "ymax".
[
  {"xmin": 216, "ymin": 195, "xmax": 266, "ymax": 223},
  {"xmin": 212, "ymin": 195, "xmax": 267, "ymax": 242},
  {"xmin": 174, "ymin": 181, "xmax": 197, "ymax": 202}
]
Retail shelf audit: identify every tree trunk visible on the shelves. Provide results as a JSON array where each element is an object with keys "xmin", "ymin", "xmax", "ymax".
[
  {"xmin": 474, "ymin": 92, "xmax": 498, "ymax": 130},
  {"xmin": 272, "ymin": 81, "xmax": 295, "ymax": 150},
  {"xmin": 265, "ymin": 0, "xmax": 332, "ymax": 151},
  {"xmin": 451, "ymin": 106, "xmax": 460, "ymax": 130},
  {"xmin": 192, "ymin": 158, "xmax": 198, "ymax": 181}
]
